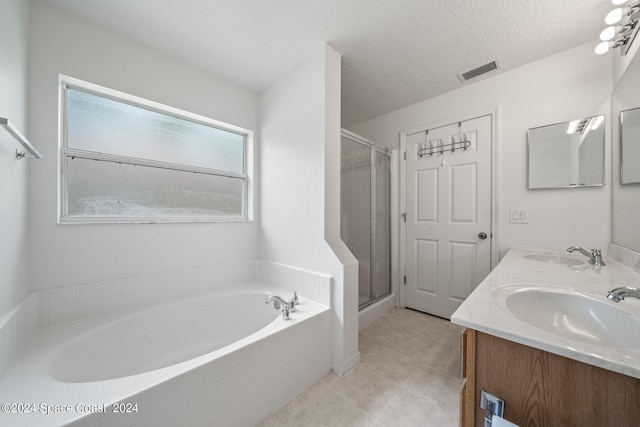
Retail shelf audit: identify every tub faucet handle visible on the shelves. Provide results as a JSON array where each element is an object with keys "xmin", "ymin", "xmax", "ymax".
[{"xmin": 281, "ymin": 305, "xmax": 291, "ymax": 320}]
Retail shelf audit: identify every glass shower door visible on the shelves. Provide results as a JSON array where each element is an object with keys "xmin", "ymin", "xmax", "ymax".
[
  {"xmin": 340, "ymin": 136, "xmax": 372, "ymax": 307},
  {"xmin": 372, "ymin": 151, "xmax": 391, "ymax": 302},
  {"xmin": 340, "ymin": 132, "xmax": 391, "ymax": 310}
]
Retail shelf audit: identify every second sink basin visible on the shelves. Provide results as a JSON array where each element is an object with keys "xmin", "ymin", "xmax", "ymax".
[{"xmin": 493, "ymin": 286, "xmax": 640, "ymax": 348}]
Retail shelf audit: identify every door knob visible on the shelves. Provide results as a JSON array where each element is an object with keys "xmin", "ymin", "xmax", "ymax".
[{"xmin": 478, "ymin": 232, "xmax": 488, "ymax": 240}]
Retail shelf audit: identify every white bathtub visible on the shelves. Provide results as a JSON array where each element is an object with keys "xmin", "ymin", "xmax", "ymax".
[{"xmin": 0, "ymin": 282, "xmax": 331, "ymax": 427}]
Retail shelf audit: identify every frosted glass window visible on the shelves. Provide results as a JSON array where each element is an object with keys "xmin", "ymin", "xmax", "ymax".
[
  {"xmin": 60, "ymin": 77, "xmax": 251, "ymax": 223},
  {"xmin": 67, "ymin": 89, "xmax": 244, "ymax": 173},
  {"xmin": 67, "ymin": 158, "xmax": 244, "ymax": 218}
]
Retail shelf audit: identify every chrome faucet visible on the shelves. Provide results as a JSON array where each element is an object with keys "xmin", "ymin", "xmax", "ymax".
[
  {"xmin": 607, "ymin": 287, "xmax": 640, "ymax": 303},
  {"xmin": 265, "ymin": 294, "xmax": 295, "ymax": 320},
  {"xmin": 567, "ymin": 246, "xmax": 605, "ymax": 267}
]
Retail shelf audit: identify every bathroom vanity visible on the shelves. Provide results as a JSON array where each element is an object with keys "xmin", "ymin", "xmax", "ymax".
[{"xmin": 452, "ymin": 248, "xmax": 640, "ymax": 426}]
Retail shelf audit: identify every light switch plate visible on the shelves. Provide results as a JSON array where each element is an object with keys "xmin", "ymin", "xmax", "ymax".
[{"xmin": 509, "ymin": 208, "xmax": 528, "ymax": 224}]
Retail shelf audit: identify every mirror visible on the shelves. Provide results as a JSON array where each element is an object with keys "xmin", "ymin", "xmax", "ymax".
[
  {"xmin": 527, "ymin": 116, "xmax": 605, "ymax": 189},
  {"xmin": 612, "ymin": 44, "xmax": 640, "ymax": 253},
  {"xmin": 621, "ymin": 107, "xmax": 640, "ymax": 184}
]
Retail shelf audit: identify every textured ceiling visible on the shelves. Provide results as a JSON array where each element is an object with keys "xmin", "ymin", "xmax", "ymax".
[{"xmin": 41, "ymin": 0, "xmax": 610, "ymax": 126}]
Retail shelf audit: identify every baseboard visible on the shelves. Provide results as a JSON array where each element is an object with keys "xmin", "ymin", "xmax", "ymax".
[{"xmin": 332, "ymin": 351, "xmax": 361, "ymax": 376}]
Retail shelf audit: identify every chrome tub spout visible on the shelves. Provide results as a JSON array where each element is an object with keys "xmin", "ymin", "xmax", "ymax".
[{"xmin": 265, "ymin": 295, "xmax": 294, "ymax": 320}]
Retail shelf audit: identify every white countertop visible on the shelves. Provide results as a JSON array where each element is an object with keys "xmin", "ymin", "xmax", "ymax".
[{"xmin": 451, "ymin": 248, "xmax": 640, "ymax": 379}]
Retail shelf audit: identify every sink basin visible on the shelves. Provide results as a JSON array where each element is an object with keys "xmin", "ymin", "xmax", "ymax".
[
  {"xmin": 523, "ymin": 254, "xmax": 584, "ymax": 266},
  {"xmin": 493, "ymin": 286, "xmax": 640, "ymax": 348}
]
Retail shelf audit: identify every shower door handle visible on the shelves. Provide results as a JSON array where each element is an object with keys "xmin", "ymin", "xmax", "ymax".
[{"xmin": 478, "ymin": 232, "xmax": 488, "ymax": 240}]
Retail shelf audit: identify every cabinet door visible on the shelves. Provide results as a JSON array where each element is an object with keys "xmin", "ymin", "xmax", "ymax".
[{"xmin": 473, "ymin": 330, "xmax": 640, "ymax": 426}]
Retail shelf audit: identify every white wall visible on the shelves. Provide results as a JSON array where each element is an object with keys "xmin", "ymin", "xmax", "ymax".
[
  {"xmin": 27, "ymin": 1, "xmax": 259, "ymax": 292},
  {"xmin": 324, "ymin": 47, "xmax": 361, "ymax": 374},
  {"xmin": 0, "ymin": 0, "xmax": 30, "ymax": 318},
  {"xmin": 350, "ymin": 43, "xmax": 612, "ymax": 257},
  {"xmin": 259, "ymin": 44, "xmax": 360, "ymax": 374}
]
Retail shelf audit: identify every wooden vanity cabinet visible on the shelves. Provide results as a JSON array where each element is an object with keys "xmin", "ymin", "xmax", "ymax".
[{"xmin": 460, "ymin": 329, "xmax": 640, "ymax": 427}]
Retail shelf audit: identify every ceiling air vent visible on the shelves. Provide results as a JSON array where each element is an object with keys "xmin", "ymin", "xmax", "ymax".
[{"xmin": 459, "ymin": 60, "xmax": 499, "ymax": 82}]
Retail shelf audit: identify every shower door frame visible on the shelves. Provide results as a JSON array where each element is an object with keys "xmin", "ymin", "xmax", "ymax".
[{"xmin": 340, "ymin": 130, "xmax": 392, "ymax": 310}]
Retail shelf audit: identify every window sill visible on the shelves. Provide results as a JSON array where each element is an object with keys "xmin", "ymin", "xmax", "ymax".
[{"xmin": 57, "ymin": 217, "xmax": 252, "ymax": 225}]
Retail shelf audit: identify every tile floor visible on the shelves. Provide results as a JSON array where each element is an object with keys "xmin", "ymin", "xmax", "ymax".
[{"xmin": 259, "ymin": 307, "xmax": 465, "ymax": 427}]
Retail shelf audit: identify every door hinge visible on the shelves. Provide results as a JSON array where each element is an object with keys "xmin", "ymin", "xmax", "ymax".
[
  {"xmin": 403, "ymin": 275, "xmax": 407, "ymax": 285},
  {"xmin": 402, "ymin": 212, "xmax": 406, "ymax": 222}
]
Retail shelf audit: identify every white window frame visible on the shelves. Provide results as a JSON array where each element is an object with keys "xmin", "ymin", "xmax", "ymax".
[{"xmin": 58, "ymin": 75, "xmax": 253, "ymax": 224}]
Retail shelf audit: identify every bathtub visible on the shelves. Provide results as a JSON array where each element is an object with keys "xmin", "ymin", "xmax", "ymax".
[{"xmin": 0, "ymin": 282, "xmax": 331, "ymax": 427}]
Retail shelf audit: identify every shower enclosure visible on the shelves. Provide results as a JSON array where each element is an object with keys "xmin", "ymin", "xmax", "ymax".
[{"xmin": 340, "ymin": 130, "xmax": 391, "ymax": 310}]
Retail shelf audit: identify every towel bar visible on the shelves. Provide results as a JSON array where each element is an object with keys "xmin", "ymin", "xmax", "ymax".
[{"xmin": 0, "ymin": 117, "xmax": 42, "ymax": 159}]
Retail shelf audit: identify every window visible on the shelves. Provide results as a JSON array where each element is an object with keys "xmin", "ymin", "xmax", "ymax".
[{"xmin": 59, "ymin": 76, "xmax": 252, "ymax": 223}]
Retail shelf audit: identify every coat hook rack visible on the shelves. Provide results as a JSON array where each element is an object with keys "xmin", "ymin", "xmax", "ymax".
[
  {"xmin": 417, "ymin": 133, "xmax": 471, "ymax": 158},
  {"xmin": 1, "ymin": 117, "xmax": 42, "ymax": 160}
]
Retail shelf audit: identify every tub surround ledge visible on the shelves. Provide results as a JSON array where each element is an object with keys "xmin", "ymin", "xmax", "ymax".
[{"xmin": 452, "ymin": 248, "xmax": 640, "ymax": 379}]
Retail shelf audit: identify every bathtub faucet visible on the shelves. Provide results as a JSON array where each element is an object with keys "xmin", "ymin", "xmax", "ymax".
[{"xmin": 265, "ymin": 295, "xmax": 295, "ymax": 320}]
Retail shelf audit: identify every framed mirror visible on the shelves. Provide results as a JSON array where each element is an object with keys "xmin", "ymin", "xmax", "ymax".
[
  {"xmin": 612, "ymin": 44, "xmax": 640, "ymax": 252},
  {"xmin": 528, "ymin": 115, "xmax": 605, "ymax": 189},
  {"xmin": 621, "ymin": 107, "xmax": 640, "ymax": 184}
]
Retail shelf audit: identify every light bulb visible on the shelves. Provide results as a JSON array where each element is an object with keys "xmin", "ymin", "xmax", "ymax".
[
  {"xmin": 612, "ymin": 0, "xmax": 628, "ymax": 5},
  {"xmin": 605, "ymin": 8, "xmax": 624, "ymax": 24},
  {"xmin": 600, "ymin": 26, "xmax": 616, "ymax": 40},
  {"xmin": 567, "ymin": 120, "xmax": 579, "ymax": 134},
  {"xmin": 595, "ymin": 41, "xmax": 611, "ymax": 54},
  {"xmin": 592, "ymin": 116, "xmax": 604, "ymax": 130}
]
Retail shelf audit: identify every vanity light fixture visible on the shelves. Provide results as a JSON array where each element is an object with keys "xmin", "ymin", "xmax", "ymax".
[
  {"xmin": 595, "ymin": 0, "xmax": 640, "ymax": 55},
  {"xmin": 566, "ymin": 118, "xmax": 590, "ymax": 134}
]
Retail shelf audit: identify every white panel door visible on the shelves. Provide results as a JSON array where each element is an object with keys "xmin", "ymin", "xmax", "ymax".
[{"xmin": 404, "ymin": 115, "xmax": 492, "ymax": 319}]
